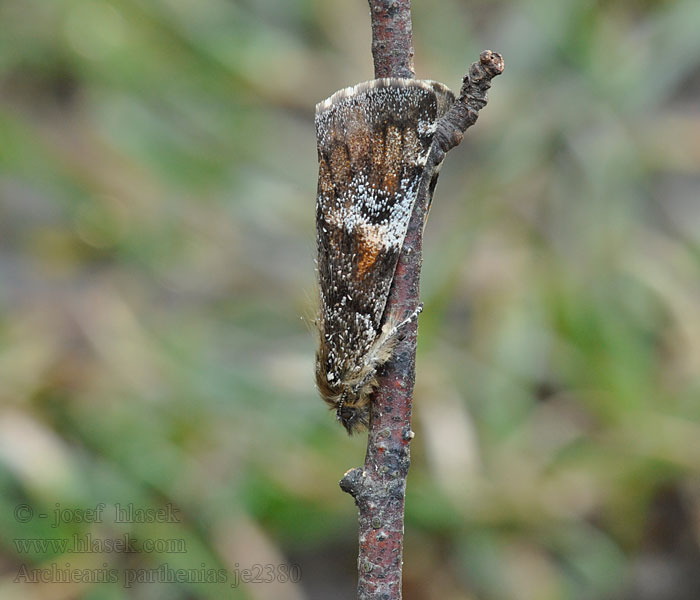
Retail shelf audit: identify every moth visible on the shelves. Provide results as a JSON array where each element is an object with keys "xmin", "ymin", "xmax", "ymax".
[{"xmin": 314, "ymin": 53, "xmax": 503, "ymax": 434}]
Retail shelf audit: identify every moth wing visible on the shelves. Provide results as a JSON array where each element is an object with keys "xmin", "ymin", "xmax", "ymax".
[{"xmin": 315, "ymin": 79, "xmax": 454, "ymax": 383}]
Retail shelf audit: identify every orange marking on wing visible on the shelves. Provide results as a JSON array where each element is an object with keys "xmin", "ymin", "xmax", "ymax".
[{"xmin": 356, "ymin": 234, "xmax": 381, "ymax": 279}]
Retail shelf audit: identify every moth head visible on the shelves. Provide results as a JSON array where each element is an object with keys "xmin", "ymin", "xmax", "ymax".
[{"xmin": 337, "ymin": 389, "xmax": 369, "ymax": 435}]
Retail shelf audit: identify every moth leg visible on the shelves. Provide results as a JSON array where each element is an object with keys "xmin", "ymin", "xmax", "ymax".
[
  {"xmin": 386, "ymin": 302, "xmax": 424, "ymax": 342},
  {"xmin": 350, "ymin": 302, "xmax": 424, "ymax": 394},
  {"xmin": 375, "ymin": 302, "xmax": 424, "ymax": 360}
]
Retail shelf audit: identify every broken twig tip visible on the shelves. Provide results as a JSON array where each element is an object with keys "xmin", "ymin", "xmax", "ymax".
[{"xmin": 479, "ymin": 50, "xmax": 505, "ymax": 76}]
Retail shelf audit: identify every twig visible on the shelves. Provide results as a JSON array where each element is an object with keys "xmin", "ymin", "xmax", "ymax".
[
  {"xmin": 367, "ymin": 0, "xmax": 415, "ymax": 79},
  {"xmin": 339, "ymin": 3, "xmax": 503, "ymax": 600}
]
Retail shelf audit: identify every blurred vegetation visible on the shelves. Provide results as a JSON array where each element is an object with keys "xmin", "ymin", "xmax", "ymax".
[{"xmin": 1, "ymin": 0, "xmax": 700, "ymax": 599}]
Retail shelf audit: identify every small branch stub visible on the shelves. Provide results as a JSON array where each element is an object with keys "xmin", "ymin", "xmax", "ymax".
[{"xmin": 431, "ymin": 51, "xmax": 505, "ymax": 163}]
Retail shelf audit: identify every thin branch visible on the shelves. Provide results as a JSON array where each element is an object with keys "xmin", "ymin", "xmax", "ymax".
[
  {"xmin": 340, "ymin": 4, "xmax": 503, "ymax": 600},
  {"xmin": 339, "ymin": 3, "xmax": 416, "ymax": 600},
  {"xmin": 367, "ymin": 0, "xmax": 415, "ymax": 79}
]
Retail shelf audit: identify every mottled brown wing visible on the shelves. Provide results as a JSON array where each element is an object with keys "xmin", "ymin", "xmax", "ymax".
[{"xmin": 315, "ymin": 79, "xmax": 454, "ymax": 388}]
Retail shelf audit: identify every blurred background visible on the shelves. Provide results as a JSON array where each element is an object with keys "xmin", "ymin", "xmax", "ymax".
[{"xmin": 1, "ymin": 0, "xmax": 700, "ymax": 599}]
